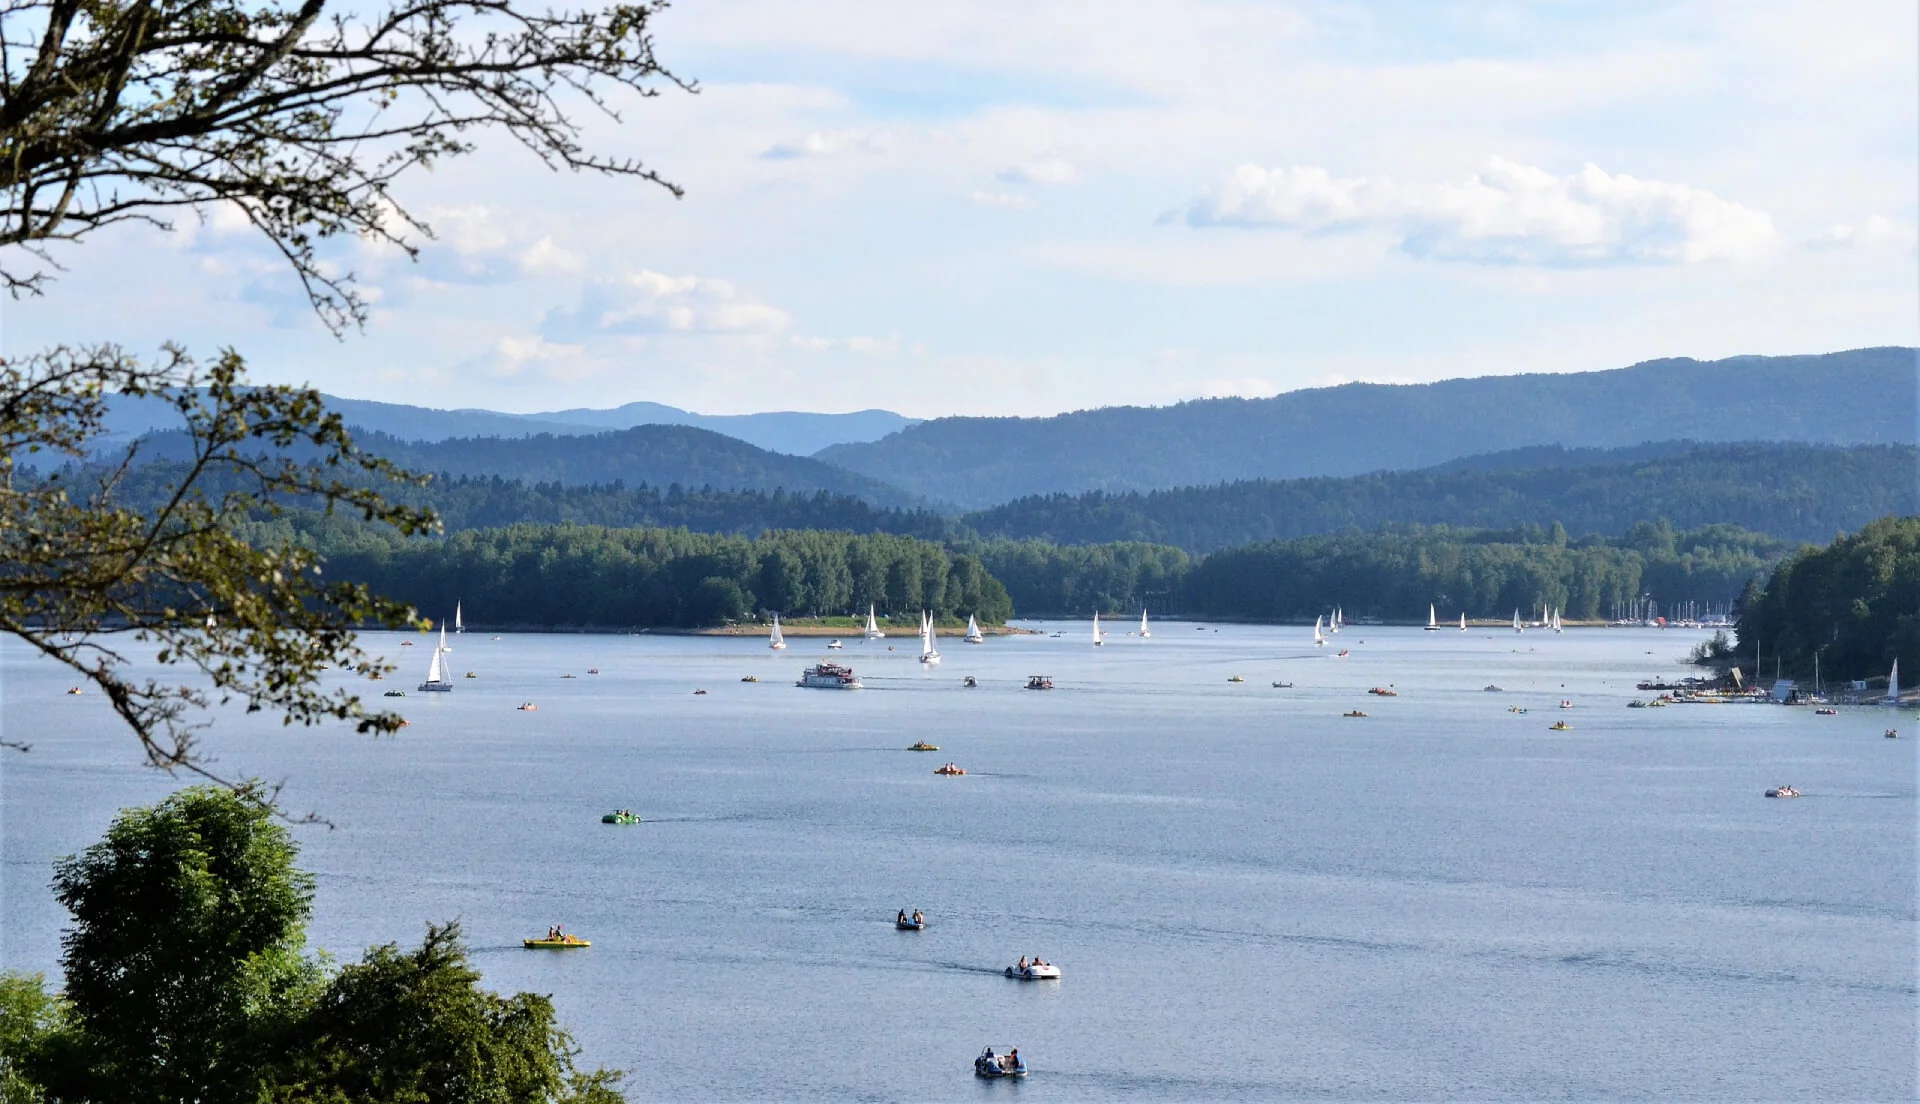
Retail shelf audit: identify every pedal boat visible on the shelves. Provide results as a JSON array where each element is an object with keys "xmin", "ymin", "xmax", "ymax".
[
  {"xmin": 1550, "ymin": 721, "xmax": 1572, "ymax": 731},
  {"xmin": 523, "ymin": 934, "xmax": 590, "ymax": 949},
  {"xmin": 933, "ymin": 763, "xmax": 966, "ymax": 775},
  {"xmin": 1004, "ymin": 962, "xmax": 1060, "ymax": 980},
  {"xmin": 975, "ymin": 1048, "xmax": 1027, "ymax": 1078},
  {"xmin": 896, "ymin": 917, "xmax": 926, "ymax": 931},
  {"xmin": 908, "ymin": 741, "xmax": 941, "ymax": 752},
  {"xmin": 601, "ymin": 812, "xmax": 641, "ymax": 824},
  {"xmin": 1765, "ymin": 785, "xmax": 1800, "ymax": 798}
]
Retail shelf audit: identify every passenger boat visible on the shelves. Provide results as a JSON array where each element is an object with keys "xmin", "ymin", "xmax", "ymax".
[
  {"xmin": 601, "ymin": 811, "xmax": 641, "ymax": 824},
  {"xmin": 975, "ymin": 1048, "xmax": 1027, "ymax": 1078},
  {"xmin": 1025, "ymin": 675, "xmax": 1053, "ymax": 690},
  {"xmin": 1004, "ymin": 961, "xmax": 1060, "ymax": 980},
  {"xmin": 908, "ymin": 741, "xmax": 940, "ymax": 751},
  {"xmin": 934, "ymin": 763, "xmax": 966, "ymax": 775},
  {"xmin": 798, "ymin": 662, "xmax": 862, "ymax": 690},
  {"xmin": 1765, "ymin": 785, "xmax": 1799, "ymax": 798},
  {"xmin": 523, "ymin": 934, "xmax": 589, "ymax": 949},
  {"xmin": 1550, "ymin": 721, "xmax": 1571, "ymax": 731}
]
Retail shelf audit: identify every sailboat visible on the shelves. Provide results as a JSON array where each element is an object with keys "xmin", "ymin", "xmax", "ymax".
[
  {"xmin": 1423, "ymin": 604, "xmax": 1440, "ymax": 631},
  {"xmin": 1513, "ymin": 609, "xmax": 1523, "ymax": 633},
  {"xmin": 1139, "ymin": 608, "xmax": 1151, "ymax": 639},
  {"xmin": 418, "ymin": 625, "xmax": 453, "ymax": 692},
  {"xmin": 454, "ymin": 601, "xmax": 463, "ymax": 635},
  {"xmin": 965, "ymin": 614, "xmax": 985, "ymax": 644},
  {"xmin": 1459, "ymin": 612, "xmax": 1467, "ymax": 631},
  {"xmin": 865, "ymin": 605, "xmax": 885, "ymax": 640},
  {"xmin": 919, "ymin": 611, "xmax": 941, "ymax": 665},
  {"xmin": 769, "ymin": 614, "xmax": 786, "ymax": 650},
  {"xmin": 1313, "ymin": 615, "xmax": 1326, "ymax": 647},
  {"xmin": 1886, "ymin": 659, "xmax": 1901, "ymax": 705},
  {"xmin": 1329, "ymin": 609, "xmax": 1340, "ymax": 634},
  {"xmin": 1552, "ymin": 609, "xmax": 1563, "ymax": 633},
  {"xmin": 1092, "ymin": 611, "xmax": 1104, "ymax": 646}
]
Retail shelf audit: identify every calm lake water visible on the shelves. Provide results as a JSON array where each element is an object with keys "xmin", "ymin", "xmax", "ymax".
[{"xmin": 3, "ymin": 623, "xmax": 1915, "ymax": 1100}]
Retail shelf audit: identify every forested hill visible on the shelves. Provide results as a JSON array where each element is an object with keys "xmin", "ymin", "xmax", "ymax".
[
  {"xmin": 817, "ymin": 347, "xmax": 1918, "ymax": 506},
  {"xmin": 962, "ymin": 442, "xmax": 1918, "ymax": 551},
  {"xmin": 353, "ymin": 425, "xmax": 920, "ymax": 507}
]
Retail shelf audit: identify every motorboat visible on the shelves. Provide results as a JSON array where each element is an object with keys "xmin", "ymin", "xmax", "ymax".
[
  {"xmin": 934, "ymin": 763, "xmax": 966, "ymax": 775},
  {"xmin": 1025, "ymin": 675, "xmax": 1054, "ymax": 690},
  {"xmin": 963, "ymin": 676, "xmax": 978, "ymax": 688},
  {"xmin": 1343, "ymin": 710, "xmax": 1367, "ymax": 718},
  {"xmin": 523, "ymin": 933, "xmax": 590, "ymax": 949},
  {"xmin": 1765, "ymin": 785, "xmax": 1799, "ymax": 798},
  {"xmin": 517, "ymin": 702, "xmax": 537, "ymax": 711},
  {"xmin": 601, "ymin": 811, "xmax": 641, "ymax": 824},
  {"xmin": 975, "ymin": 1048, "xmax": 1027, "ymax": 1079},
  {"xmin": 1004, "ymin": 961, "xmax": 1060, "ymax": 980},
  {"xmin": 908, "ymin": 741, "xmax": 941, "ymax": 752},
  {"xmin": 1550, "ymin": 721, "xmax": 1571, "ymax": 731},
  {"xmin": 401, "ymin": 641, "xmax": 413, "ymax": 646},
  {"xmin": 827, "ymin": 639, "xmax": 844, "ymax": 649},
  {"xmin": 798, "ymin": 662, "xmax": 862, "ymax": 690}
]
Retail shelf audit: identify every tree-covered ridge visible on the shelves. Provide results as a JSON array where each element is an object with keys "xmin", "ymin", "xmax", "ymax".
[
  {"xmin": 818, "ymin": 348, "xmax": 1919, "ymax": 506},
  {"xmin": 971, "ymin": 521, "xmax": 1795, "ymax": 620},
  {"xmin": 266, "ymin": 517, "xmax": 1013, "ymax": 629},
  {"xmin": 1736, "ymin": 516, "xmax": 1920, "ymax": 684},
  {"xmin": 960, "ymin": 443, "xmax": 1919, "ymax": 551}
]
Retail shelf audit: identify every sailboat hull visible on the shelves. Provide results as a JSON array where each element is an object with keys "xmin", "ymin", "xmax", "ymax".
[{"xmin": 417, "ymin": 683, "xmax": 452, "ymax": 692}]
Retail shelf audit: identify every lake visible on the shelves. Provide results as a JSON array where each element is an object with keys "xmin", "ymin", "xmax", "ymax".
[{"xmin": 3, "ymin": 623, "xmax": 1914, "ymax": 1100}]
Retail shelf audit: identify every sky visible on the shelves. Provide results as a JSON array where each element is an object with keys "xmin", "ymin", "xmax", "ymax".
[{"xmin": 6, "ymin": 0, "xmax": 1917, "ymax": 418}]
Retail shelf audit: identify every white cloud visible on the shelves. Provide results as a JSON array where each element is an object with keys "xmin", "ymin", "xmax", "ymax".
[
  {"xmin": 544, "ymin": 270, "xmax": 792, "ymax": 340},
  {"xmin": 997, "ymin": 152, "xmax": 1078, "ymax": 186},
  {"xmin": 758, "ymin": 129, "xmax": 890, "ymax": 160},
  {"xmin": 1810, "ymin": 215, "xmax": 1918, "ymax": 252},
  {"xmin": 970, "ymin": 190, "xmax": 1036, "ymax": 211},
  {"xmin": 790, "ymin": 334, "xmax": 902, "ymax": 355},
  {"xmin": 1182, "ymin": 157, "xmax": 1779, "ymax": 266}
]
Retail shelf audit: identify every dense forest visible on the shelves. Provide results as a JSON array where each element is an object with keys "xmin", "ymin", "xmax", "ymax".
[
  {"xmin": 818, "ymin": 347, "xmax": 1918, "ymax": 506},
  {"xmin": 961, "ymin": 443, "xmax": 1918, "ymax": 550},
  {"xmin": 1735, "ymin": 516, "xmax": 1920, "ymax": 685},
  {"xmin": 258, "ymin": 515, "xmax": 1012, "ymax": 629}
]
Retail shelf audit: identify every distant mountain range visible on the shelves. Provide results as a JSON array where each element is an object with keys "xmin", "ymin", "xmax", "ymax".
[
  {"xmin": 959, "ymin": 441, "xmax": 1920, "ymax": 551},
  {"xmin": 817, "ymin": 348, "xmax": 1919, "ymax": 507},
  {"xmin": 98, "ymin": 393, "xmax": 916, "ymax": 456}
]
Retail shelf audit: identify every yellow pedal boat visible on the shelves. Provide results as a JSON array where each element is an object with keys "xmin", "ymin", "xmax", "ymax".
[
  {"xmin": 908, "ymin": 741, "xmax": 941, "ymax": 751},
  {"xmin": 523, "ymin": 935, "xmax": 590, "ymax": 949}
]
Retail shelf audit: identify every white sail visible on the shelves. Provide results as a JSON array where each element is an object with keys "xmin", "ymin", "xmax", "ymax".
[
  {"xmin": 1553, "ymin": 608, "xmax": 1563, "ymax": 633},
  {"xmin": 1092, "ymin": 611, "xmax": 1103, "ymax": 645},
  {"xmin": 425, "ymin": 643, "xmax": 444, "ymax": 685},
  {"xmin": 1887, "ymin": 659, "xmax": 1900, "ymax": 704},
  {"xmin": 420, "ymin": 625, "xmax": 451, "ymax": 690},
  {"xmin": 454, "ymin": 601, "xmax": 463, "ymax": 634},
  {"xmin": 866, "ymin": 605, "xmax": 884, "ymax": 640},
  {"xmin": 920, "ymin": 610, "xmax": 941, "ymax": 664},
  {"xmin": 1329, "ymin": 609, "xmax": 1339, "ymax": 634},
  {"xmin": 1459, "ymin": 612, "xmax": 1467, "ymax": 631},
  {"xmin": 770, "ymin": 614, "xmax": 786, "ymax": 650},
  {"xmin": 1513, "ymin": 609, "xmax": 1523, "ymax": 633},
  {"xmin": 1140, "ymin": 608, "xmax": 1151, "ymax": 639},
  {"xmin": 1313, "ymin": 614, "xmax": 1325, "ymax": 646},
  {"xmin": 965, "ymin": 613, "xmax": 984, "ymax": 644}
]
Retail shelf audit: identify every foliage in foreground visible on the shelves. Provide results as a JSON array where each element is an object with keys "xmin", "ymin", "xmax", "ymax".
[
  {"xmin": 1735, "ymin": 515, "xmax": 1920, "ymax": 683},
  {"xmin": 0, "ymin": 788, "xmax": 621, "ymax": 1104}
]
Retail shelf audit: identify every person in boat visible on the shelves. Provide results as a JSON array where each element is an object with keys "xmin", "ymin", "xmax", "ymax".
[
  {"xmin": 1003, "ymin": 1048, "xmax": 1020, "ymax": 1071},
  {"xmin": 898, "ymin": 909, "xmax": 908, "ymax": 924},
  {"xmin": 911, "ymin": 909, "xmax": 924, "ymax": 924},
  {"xmin": 1017, "ymin": 956, "xmax": 1028, "ymax": 970}
]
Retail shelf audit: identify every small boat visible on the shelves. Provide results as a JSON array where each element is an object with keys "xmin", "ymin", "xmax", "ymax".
[
  {"xmin": 1368, "ymin": 687, "xmax": 1397, "ymax": 696},
  {"xmin": 454, "ymin": 601, "xmax": 463, "ymax": 636},
  {"xmin": 1483, "ymin": 685, "xmax": 1503, "ymax": 692},
  {"xmin": 827, "ymin": 639, "xmax": 844, "ymax": 649},
  {"xmin": 517, "ymin": 702, "xmax": 537, "ymax": 711},
  {"xmin": 561, "ymin": 673, "xmax": 576, "ymax": 679},
  {"xmin": 798, "ymin": 662, "xmax": 862, "ymax": 690},
  {"xmin": 909, "ymin": 741, "xmax": 941, "ymax": 752},
  {"xmin": 1313, "ymin": 615, "xmax": 1326, "ymax": 647},
  {"xmin": 1343, "ymin": 710, "xmax": 1367, "ymax": 718},
  {"xmin": 464, "ymin": 672, "xmax": 477, "ymax": 679},
  {"xmin": 864, "ymin": 605, "xmax": 885, "ymax": 640},
  {"xmin": 975, "ymin": 1048, "xmax": 1027, "ymax": 1079},
  {"xmin": 1228, "ymin": 675, "xmax": 1245, "ymax": 683},
  {"xmin": 1627, "ymin": 700, "xmax": 1647, "ymax": 708},
  {"xmin": 1765, "ymin": 785, "xmax": 1799, "ymax": 798},
  {"xmin": 1886, "ymin": 729, "xmax": 1899, "ymax": 739},
  {"xmin": 741, "ymin": 675, "xmax": 759, "ymax": 683},
  {"xmin": 1513, "ymin": 609, "xmax": 1523, "ymax": 634},
  {"xmin": 1813, "ymin": 707, "xmax": 1837, "ymax": 715},
  {"xmin": 523, "ymin": 934, "xmax": 590, "ymax": 949},
  {"xmin": 601, "ymin": 811, "xmax": 641, "ymax": 824},
  {"xmin": 1559, "ymin": 700, "xmax": 1574, "ymax": 709},
  {"xmin": 1645, "ymin": 698, "xmax": 1669, "ymax": 707},
  {"xmin": 401, "ymin": 641, "xmax": 413, "ymax": 646},
  {"xmin": 919, "ymin": 611, "xmax": 942, "ymax": 666},
  {"xmin": 693, "ymin": 689, "xmax": 708, "ymax": 695},
  {"xmin": 1550, "ymin": 721, "xmax": 1571, "ymax": 731},
  {"xmin": 895, "ymin": 911, "xmax": 926, "ymax": 930},
  {"xmin": 934, "ymin": 763, "xmax": 966, "ymax": 775},
  {"xmin": 1336, "ymin": 649, "xmax": 1349, "ymax": 658},
  {"xmin": 1139, "ymin": 608, "xmax": 1151, "ymax": 639},
  {"xmin": 418, "ymin": 626, "xmax": 454, "ymax": 693},
  {"xmin": 769, "ymin": 615, "xmax": 786, "ymax": 651},
  {"xmin": 965, "ymin": 614, "xmax": 985, "ymax": 644},
  {"xmin": 1424, "ymin": 604, "xmax": 1441, "ymax": 631},
  {"xmin": 383, "ymin": 689, "xmax": 406, "ymax": 698},
  {"xmin": 1509, "ymin": 706, "xmax": 1528, "ymax": 714},
  {"xmin": 963, "ymin": 676, "xmax": 977, "ymax": 688},
  {"xmin": 1092, "ymin": 610, "xmax": 1104, "ymax": 646},
  {"xmin": 64, "ymin": 686, "xmax": 83, "ymax": 695},
  {"xmin": 587, "ymin": 668, "xmax": 600, "ymax": 675},
  {"xmin": 1460, "ymin": 612, "xmax": 1468, "ymax": 631},
  {"xmin": 1272, "ymin": 681, "xmax": 1294, "ymax": 688},
  {"xmin": 1025, "ymin": 675, "xmax": 1053, "ymax": 690},
  {"xmin": 1004, "ymin": 961, "xmax": 1061, "ymax": 980}
]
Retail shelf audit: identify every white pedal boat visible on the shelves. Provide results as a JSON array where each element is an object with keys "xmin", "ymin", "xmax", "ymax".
[
  {"xmin": 975, "ymin": 1047, "xmax": 1028, "ymax": 1078},
  {"xmin": 1004, "ymin": 962, "xmax": 1060, "ymax": 980}
]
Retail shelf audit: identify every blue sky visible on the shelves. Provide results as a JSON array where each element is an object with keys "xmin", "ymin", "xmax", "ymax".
[{"xmin": 7, "ymin": 0, "xmax": 1916, "ymax": 418}]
